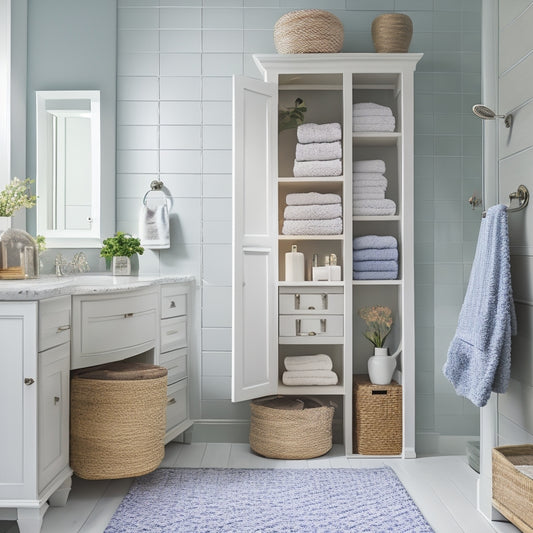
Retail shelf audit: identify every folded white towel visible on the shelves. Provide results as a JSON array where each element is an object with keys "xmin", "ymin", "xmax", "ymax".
[
  {"xmin": 139, "ymin": 202, "xmax": 170, "ymax": 249},
  {"xmin": 295, "ymin": 141, "xmax": 342, "ymax": 162},
  {"xmin": 353, "ymin": 175, "xmax": 388, "ymax": 189},
  {"xmin": 297, "ymin": 122, "xmax": 342, "ymax": 144},
  {"xmin": 354, "ymin": 116, "xmax": 396, "ymax": 125},
  {"xmin": 353, "ymin": 235, "xmax": 398, "ymax": 250},
  {"xmin": 353, "ymin": 171, "xmax": 387, "ymax": 180},
  {"xmin": 282, "ymin": 217, "xmax": 343, "ymax": 235},
  {"xmin": 353, "ymin": 102, "xmax": 393, "ymax": 116},
  {"xmin": 353, "ymin": 199, "xmax": 397, "ymax": 216},
  {"xmin": 285, "ymin": 192, "xmax": 342, "ymax": 206},
  {"xmin": 354, "ymin": 160, "xmax": 386, "ymax": 173},
  {"xmin": 353, "ymin": 186, "xmax": 387, "ymax": 196},
  {"xmin": 293, "ymin": 159, "xmax": 342, "ymax": 177},
  {"xmin": 353, "ymin": 122, "xmax": 395, "ymax": 132},
  {"xmin": 282, "ymin": 370, "xmax": 338, "ymax": 386},
  {"xmin": 284, "ymin": 354, "xmax": 333, "ymax": 371},
  {"xmin": 284, "ymin": 203, "xmax": 342, "ymax": 220},
  {"xmin": 353, "ymin": 191, "xmax": 386, "ymax": 200}
]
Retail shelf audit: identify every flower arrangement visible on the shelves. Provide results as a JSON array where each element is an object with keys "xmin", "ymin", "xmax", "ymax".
[
  {"xmin": 100, "ymin": 232, "xmax": 144, "ymax": 259},
  {"xmin": 358, "ymin": 305, "xmax": 393, "ymax": 348},
  {"xmin": 0, "ymin": 178, "xmax": 36, "ymax": 217}
]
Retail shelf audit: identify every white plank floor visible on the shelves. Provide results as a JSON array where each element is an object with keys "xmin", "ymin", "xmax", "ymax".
[{"xmin": 0, "ymin": 443, "xmax": 521, "ymax": 533}]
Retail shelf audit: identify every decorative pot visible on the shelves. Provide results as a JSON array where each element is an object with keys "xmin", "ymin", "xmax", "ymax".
[
  {"xmin": 367, "ymin": 347, "xmax": 397, "ymax": 385},
  {"xmin": 371, "ymin": 13, "xmax": 413, "ymax": 53},
  {"xmin": 112, "ymin": 256, "xmax": 131, "ymax": 276},
  {"xmin": 0, "ymin": 216, "xmax": 10, "ymax": 234}
]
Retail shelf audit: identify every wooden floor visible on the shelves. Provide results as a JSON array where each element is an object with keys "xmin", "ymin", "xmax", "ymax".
[{"xmin": 0, "ymin": 443, "xmax": 521, "ymax": 533}]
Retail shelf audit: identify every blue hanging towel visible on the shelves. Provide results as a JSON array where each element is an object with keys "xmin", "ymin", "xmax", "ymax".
[{"xmin": 443, "ymin": 204, "xmax": 517, "ymax": 407}]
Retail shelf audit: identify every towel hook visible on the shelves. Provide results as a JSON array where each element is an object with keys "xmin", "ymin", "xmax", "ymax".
[
  {"xmin": 480, "ymin": 184, "xmax": 529, "ymax": 218},
  {"xmin": 143, "ymin": 179, "xmax": 172, "ymax": 207}
]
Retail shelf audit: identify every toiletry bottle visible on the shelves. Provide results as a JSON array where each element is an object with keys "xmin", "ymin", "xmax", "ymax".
[
  {"xmin": 329, "ymin": 253, "xmax": 342, "ymax": 281},
  {"xmin": 285, "ymin": 244, "xmax": 305, "ymax": 282}
]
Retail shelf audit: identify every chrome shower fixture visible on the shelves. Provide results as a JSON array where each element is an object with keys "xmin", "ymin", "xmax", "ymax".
[{"xmin": 472, "ymin": 104, "xmax": 513, "ymax": 128}]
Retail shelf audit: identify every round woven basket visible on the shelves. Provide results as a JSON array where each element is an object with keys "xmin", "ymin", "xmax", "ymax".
[
  {"xmin": 249, "ymin": 396, "xmax": 335, "ymax": 459},
  {"xmin": 70, "ymin": 362, "xmax": 167, "ymax": 480},
  {"xmin": 274, "ymin": 10, "xmax": 344, "ymax": 54},
  {"xmin": 371, "ymin": 13, "xmax": 413, "ymax": 53}
]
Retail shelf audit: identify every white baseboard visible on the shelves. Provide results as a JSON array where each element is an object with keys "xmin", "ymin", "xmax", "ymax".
[
  {"xmin": 416, "ymin": 431, "xmax": 479, "ymax": 456},
  {"xmin": 190, "ymin": 420, "xmax": 250, "ymax": 443}
]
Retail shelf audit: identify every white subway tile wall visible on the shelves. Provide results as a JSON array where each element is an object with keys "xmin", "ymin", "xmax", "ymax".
[{"xmin": 116, "ymin": 0, "xmax": 482, "ymax": 439}]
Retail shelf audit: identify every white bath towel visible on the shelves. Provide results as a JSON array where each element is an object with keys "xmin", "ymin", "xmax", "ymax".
[
  {"xmin": 139, "ymin": 202, "xmax": 170, "ymax": 249},
  {"xmin": 282, "ymin": 217, "xmax": 343, "ymax": 235},
  {"xmin": 353, "ymin": 171, "xmax": 387, "ymax": 181},
  {"xmin": 353, "ymin": 121, "xmax": 395, "ymax": 133},
  {"xmin": 293, "ymin": 159, "xmax": 342, "ymax": 177},
  {"xmin": 353, "ymin": 185, "xmax": 387, "ymax": 196},
  {"xmin": 353, "ymin": 191, "xmax": 386, "ymax": 200},
  {"xmin": 353, "ymin": 234, "xmax": 398, "ymax": 250},
  {"xmin": 297, "ymin": 122, "xmax": 342, "ymax": 144},
  {"xmin": 353, "ymin": 199, "xmax": 397, "ymax": 216},
  {"xmin": 353, "ymin": 102, "xmax": 393, "ymax": 116},
  {"xmin": 284, "ymin": 354, "xmax": 333, "ymax": 372},
  {"xmin": 284, "ymin": 203, "xmax": 342, "ymax": 220},
  {"xmin": 353, "ymin": 175, "xmax": 388, "ymax": 189},
  {"xmin": 282, "ymin": 370, "xmax": 338, "ymax": 386},
  {"xmin": 354, "ymin": 115, "xmax": 396, "ymax": 126},
  {"xmin": 354, "ymin": 160, "xmax": 386, "ymax": 173},
  {"xmin": 295, "ymin": 141, "xmax": 342, "ymax": 162},
  {"xmin": 285, "ymin": 192, "xmax": 342, "ymax": 206}
]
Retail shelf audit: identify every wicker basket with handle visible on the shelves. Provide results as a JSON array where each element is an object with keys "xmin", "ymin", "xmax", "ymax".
[
  {"xmin": 274, "ymin": 10, "xmax": 344, "ymax": 54},
  {"xmin": 371, "ymin": 13, "xmax": 413, "ymax": 53}
]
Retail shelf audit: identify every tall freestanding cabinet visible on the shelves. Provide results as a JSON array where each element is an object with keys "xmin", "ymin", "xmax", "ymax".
[{"xmin": 232, "ymin": 53, "xmax": 422, "ymax": 457}]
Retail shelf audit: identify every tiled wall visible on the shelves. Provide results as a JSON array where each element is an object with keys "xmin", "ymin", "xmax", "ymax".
[{"xmin": 115, "ymin": 0, "xmax": 482, "ymax": 442}]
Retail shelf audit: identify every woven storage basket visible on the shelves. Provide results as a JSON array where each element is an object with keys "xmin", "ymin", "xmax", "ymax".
[
  {"xmin": 274, "ymin": 10, "xmax": 344, "ymax": 54},
  {"xmin": 70, "ymin": 361, "xmax": 167, "ymax": 480},
  {"xmin": 492, "ymin": 445, "xmax": 533, "ymax": 533},
  {"xmin": 249, "ymin": 396, "xmax": 335, "ymax": 459},
  {"xmin": 371, "ymin": 13, "xmax": 413, "ymax": 53},
  {"xmin": 353, "ymin": 374, "xmax": 402, "ymax": 455}
]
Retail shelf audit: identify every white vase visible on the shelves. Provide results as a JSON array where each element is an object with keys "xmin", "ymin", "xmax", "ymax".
[
  {"xmin": 368, "ymin": 347, "xmax": 397, "ymax": 385},
  {"xmin": 0, "ymin": 216, "xmax": 11, "ymax": 234},
  {"xmin": 112, "ymin": 256, "xmax": 131, "ymax": 276}
]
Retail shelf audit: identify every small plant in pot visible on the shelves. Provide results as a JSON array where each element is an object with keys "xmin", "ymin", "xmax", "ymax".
[{"xmin": 100, "ymin": 232, "xmax": 144, "ymax": 276}]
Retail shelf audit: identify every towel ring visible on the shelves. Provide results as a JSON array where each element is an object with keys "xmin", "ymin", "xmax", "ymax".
[
  {"xmin": 476, "ymin": 184, "xmax": 529, "ymax": 218},
  {"xmin": 143, "ymin": 179, "xmax": 172, "ymax": 208}
]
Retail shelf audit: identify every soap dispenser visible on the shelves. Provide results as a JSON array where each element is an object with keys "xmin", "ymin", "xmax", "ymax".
[{"xmin": 285, "ymin": 244, "xmax": 305, "ymax": 282}]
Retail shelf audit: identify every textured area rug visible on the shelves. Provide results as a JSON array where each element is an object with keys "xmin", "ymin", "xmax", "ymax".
[{"xmin": 105, "ymin": 467, "xmax": 434, "ymax": 533}]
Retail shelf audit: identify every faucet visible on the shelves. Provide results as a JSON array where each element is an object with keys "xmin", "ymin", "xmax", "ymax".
[{"xmin": 55, "ymin": 252, "xmax": 90, "ymax": 276}]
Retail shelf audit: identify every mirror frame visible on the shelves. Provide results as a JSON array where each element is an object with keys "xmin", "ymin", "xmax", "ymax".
[{"xmin": 36, "ymin": 89, "xmax": 106, "ymax": 248}]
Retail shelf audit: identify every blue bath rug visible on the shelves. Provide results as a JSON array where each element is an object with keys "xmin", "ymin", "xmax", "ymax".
[{"xmin": 105, "ymin": 467, "xmax": 434, "ymax": 533}]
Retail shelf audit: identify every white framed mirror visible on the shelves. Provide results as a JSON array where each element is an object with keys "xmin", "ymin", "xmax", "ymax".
[{"xmin": 36, "ymin": 90, "xmax": 108, "ymax": 247}]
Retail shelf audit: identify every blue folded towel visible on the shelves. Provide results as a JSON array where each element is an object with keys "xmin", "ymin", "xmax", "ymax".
[
  {"xmin": 353, "ymin": 248, "xmax": 398, "ymax": 261},
  {"xmin": 353, "ymin": 270, "xmax": 398, "ymax": 280},
  {"xmin": 353, "ymin": 260, "xmax": 398, "ymax": 272},
  {"xmin": 443, "ymin": 204, "xmax": 517, "ymax": 407},
  {"xmin": 353, "ymin": 235, "xmax": 397, "ymax": 250}
]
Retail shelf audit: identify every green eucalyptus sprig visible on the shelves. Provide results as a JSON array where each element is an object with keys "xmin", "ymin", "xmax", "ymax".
[
  {"xmin": 0, "ymin": 178, "xmax": 36, "ymax": 217},
  {"xmin": 100, "ymin": 232, "xmax": 144, "ymax": 259},
  {"xmin": 279, "ymin": 98, "xmax": 307, "ymax": 133}
]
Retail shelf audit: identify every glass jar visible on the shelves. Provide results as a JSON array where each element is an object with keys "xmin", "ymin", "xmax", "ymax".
[{"xmin": 0, "ymin": 228, "xmax": 39, "ymax": 279}]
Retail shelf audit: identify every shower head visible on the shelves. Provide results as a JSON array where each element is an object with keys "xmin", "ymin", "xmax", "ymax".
[{"xmin": 472, "ymin": 104, "xmax": 512, "ymax": 128}]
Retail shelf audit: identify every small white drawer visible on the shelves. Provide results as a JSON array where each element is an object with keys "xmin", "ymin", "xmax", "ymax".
[
  {"xmin": 166, "ymin": 379, "xmax": 188, "ymax": 432},
  {"xmin": 160, "ymin": 347, "xmax": 187, "ymax": 385},
  {"xmin": 279, "ymin": 288, "xmax": 343, "ymax": 315},
  {"xmin": 39, "ymin": 296, "xmax": 71, "ymax": 352},
  {"xmin": 279, "ymin": 315, "xmax": 344, "ymax": 338},
  {"xmin": 160, "ymin": 315, "xmax": 187, "ymax": 353},
  {"xmin": 161, "ymin": 285, "xmax": 187, "ymax": 319}
]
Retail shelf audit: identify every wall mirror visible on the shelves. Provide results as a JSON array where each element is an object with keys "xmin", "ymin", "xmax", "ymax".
[{"xmin": 36, "ymin": 90, "xmax": 105, "ymax": 247}]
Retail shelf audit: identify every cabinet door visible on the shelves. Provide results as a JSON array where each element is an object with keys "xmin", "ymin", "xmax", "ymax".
[
  {"xmin": 38, "ymin": 342, "xmax": 70, "ymax": 492},
  {"xmin": 232, "ymin": 76, "xmax": 278, "ymax": 402}
]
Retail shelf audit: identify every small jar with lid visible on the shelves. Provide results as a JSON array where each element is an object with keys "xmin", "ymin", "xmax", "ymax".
[{"xmin": 0, "ymin": 228, "xmax": 39, "ymax": 279}]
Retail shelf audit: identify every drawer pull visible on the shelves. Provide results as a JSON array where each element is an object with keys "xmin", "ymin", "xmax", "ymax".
[
  {"xmin": 167, "ymin": 397, "xmax": 177, "ymax": 406},
  {"xmin": 124, "ymin": 313, "xmax": 134, "ymax": 318},
  {"xmin": 24, "ymin": 378, "xmax": 35, "ymax": 385},
  {"xmin": 294, "ymin": 294, "xmax": 300, "ymax": 310},
  {"xmin": 169, "ymin": 300, "xmax": 176, "ymax": 308},
  {"xmin": 308, "ymin": 306, "xmax": 315, "ymax": 310},
  {"xmin": 57, "ymin": 324, "xmax": 70, "ymax": 332},
  {"xmin": 321, "ymin": 318, "xmax": 327, "ymax": 332},
  {"xmin": 166, "ymin": 330, "xmax": 179, "ymax": 336},
  {"xmin": 54, "ymin": 396, "xmax": 60, "ymax": 404},
  {"xmin": 308, "ymin": 331, "xmax": 316, "ymax": 336},
  {"xmin": 321, "ymin": 293, "xmax": 328, "ymax": 309}
]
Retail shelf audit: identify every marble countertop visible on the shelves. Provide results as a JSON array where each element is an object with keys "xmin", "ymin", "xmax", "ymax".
[{"xmin": 0, "ymin": 274, "xmax": 194, "ymax": 300}]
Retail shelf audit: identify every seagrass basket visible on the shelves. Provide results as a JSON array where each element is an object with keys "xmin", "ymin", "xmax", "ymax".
[
  {"xmin": 353, "ymin": 374, "xmax": 402, "ymax": 455},
  {"xmin": 250, "ymin": 396, "xmax": 335, "ymax": 459},
  {"xmin": 274, "ymin": 10, "xmax": 344, "ymax": 54},
  {"xmin": 492, "ymin": 445, "xmax": 533, "ymax": 532},
  {"xmin": 371, "ymin": 13, "xmax": 413, "ymax": 53},
  {"xmin": 70, "ymin": 361, "xmax": 167, "ymax": 480}
]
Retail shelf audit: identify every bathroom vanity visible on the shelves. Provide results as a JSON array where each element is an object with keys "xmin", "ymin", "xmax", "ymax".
[{"xmin": 0, "ymin": 274, "xmax": 194, "ymax": 533}]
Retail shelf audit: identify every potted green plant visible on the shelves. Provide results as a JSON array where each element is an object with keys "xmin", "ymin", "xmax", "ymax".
[{"xmin": 100, "ymin": 232, "xmax": 144, "ymax": 276}]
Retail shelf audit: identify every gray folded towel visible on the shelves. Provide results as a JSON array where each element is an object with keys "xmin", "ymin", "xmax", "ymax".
[
  {"xmin": 284, "ymin": 203, "xmax": 342, "ymax": 220},
  {"xmin": 282, "ymin": 217, "xmax": 343, "ymax": 235},
  {"xmin": 293, "ymin": 159, "xmax": 342, "ymax": 177},
  {"xmin": 354, "ymin": 160, "xmax": 386, "ymax": 173},
  {"xmin": 297, "ymin": 122, "xmax": 342, "ymax": 144},
  {"xmin": 285, "ymin": 192, "xmax": 342, "ymax": 206}
]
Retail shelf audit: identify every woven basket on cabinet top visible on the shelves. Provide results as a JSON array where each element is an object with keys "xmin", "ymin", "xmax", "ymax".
[
  {"xmin": 274, "ymin": 10, "xmax": 344, "ymax": 54},
  {"xmin": 371, "ymin": 13, "xmax": 413, "ymax": 53}
]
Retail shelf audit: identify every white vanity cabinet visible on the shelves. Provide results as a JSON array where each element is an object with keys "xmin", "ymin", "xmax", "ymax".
[{"xmin": 232, "ymin": 54, "xmax": 421, "ymax": 457}]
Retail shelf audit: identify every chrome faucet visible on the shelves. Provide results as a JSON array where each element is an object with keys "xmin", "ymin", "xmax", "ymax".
[{"xmin": 55, "ymin": 252, "xmax": 90, "ymax": 276}]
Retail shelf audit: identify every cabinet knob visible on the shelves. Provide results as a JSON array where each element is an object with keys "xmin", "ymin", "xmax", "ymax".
[
  {"xmin": 169, "ymin": 300, "xmax": 176, "ymax": 308},
  {"xmin": 54, "ymin": 396, "xmax": 60, "ymax": 404},
  {"xmin": 24, "ymin": 378, "xmax": 35, "ymax": 385},
  {"xmin": 123, "ymin": 313, "xmax": 134, "ymax": 318}
]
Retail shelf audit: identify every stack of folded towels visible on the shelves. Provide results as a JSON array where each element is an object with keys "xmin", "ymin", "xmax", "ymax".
[
  {"xmin": 353, "ymin": 235, "xmax": 398, "ymax": 280},
  {"xmin": 353, "ymin": 102, "xmax": 395, "ymax": 132},
  {"xmin": 353, "ymin": 159, "xmax": 397, "ymax": 216},
  {"xmin": 282, "ymin": 354, "xmax": 338, "ymax": 386},
  {"xmin": 282, "ymin": 192, "xmax": 343, "ymax": 235},
  {"xmin": 293, "ymin": 122, "xmax": 342, "ymax": 177}
]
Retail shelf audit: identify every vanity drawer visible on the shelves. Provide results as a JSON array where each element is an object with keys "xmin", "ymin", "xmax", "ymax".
[
  {"xmin": 279, "ymin": 288, "xmax": 343, "ymax": 315},
  {"xmin": 39, "ymin": 296, "xmax": 71, "ymax": 352},
  {"xmin": 160, "ymin": 347, "xmax": 187, "ymax": 385},
  {"xmin": 161, "ymin": 316, "xmax": 187, "ymax": 353},
  {"xmin": 161, "ymin": 285, "xmax": 187, "ymax": 319},
  {"xmin": 279, "ymin": 315, "xmax": 344, "ymax": 338},
  {"xmin": 166, "ymin": 379, "xmax": 188, "ymax": 432}
]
